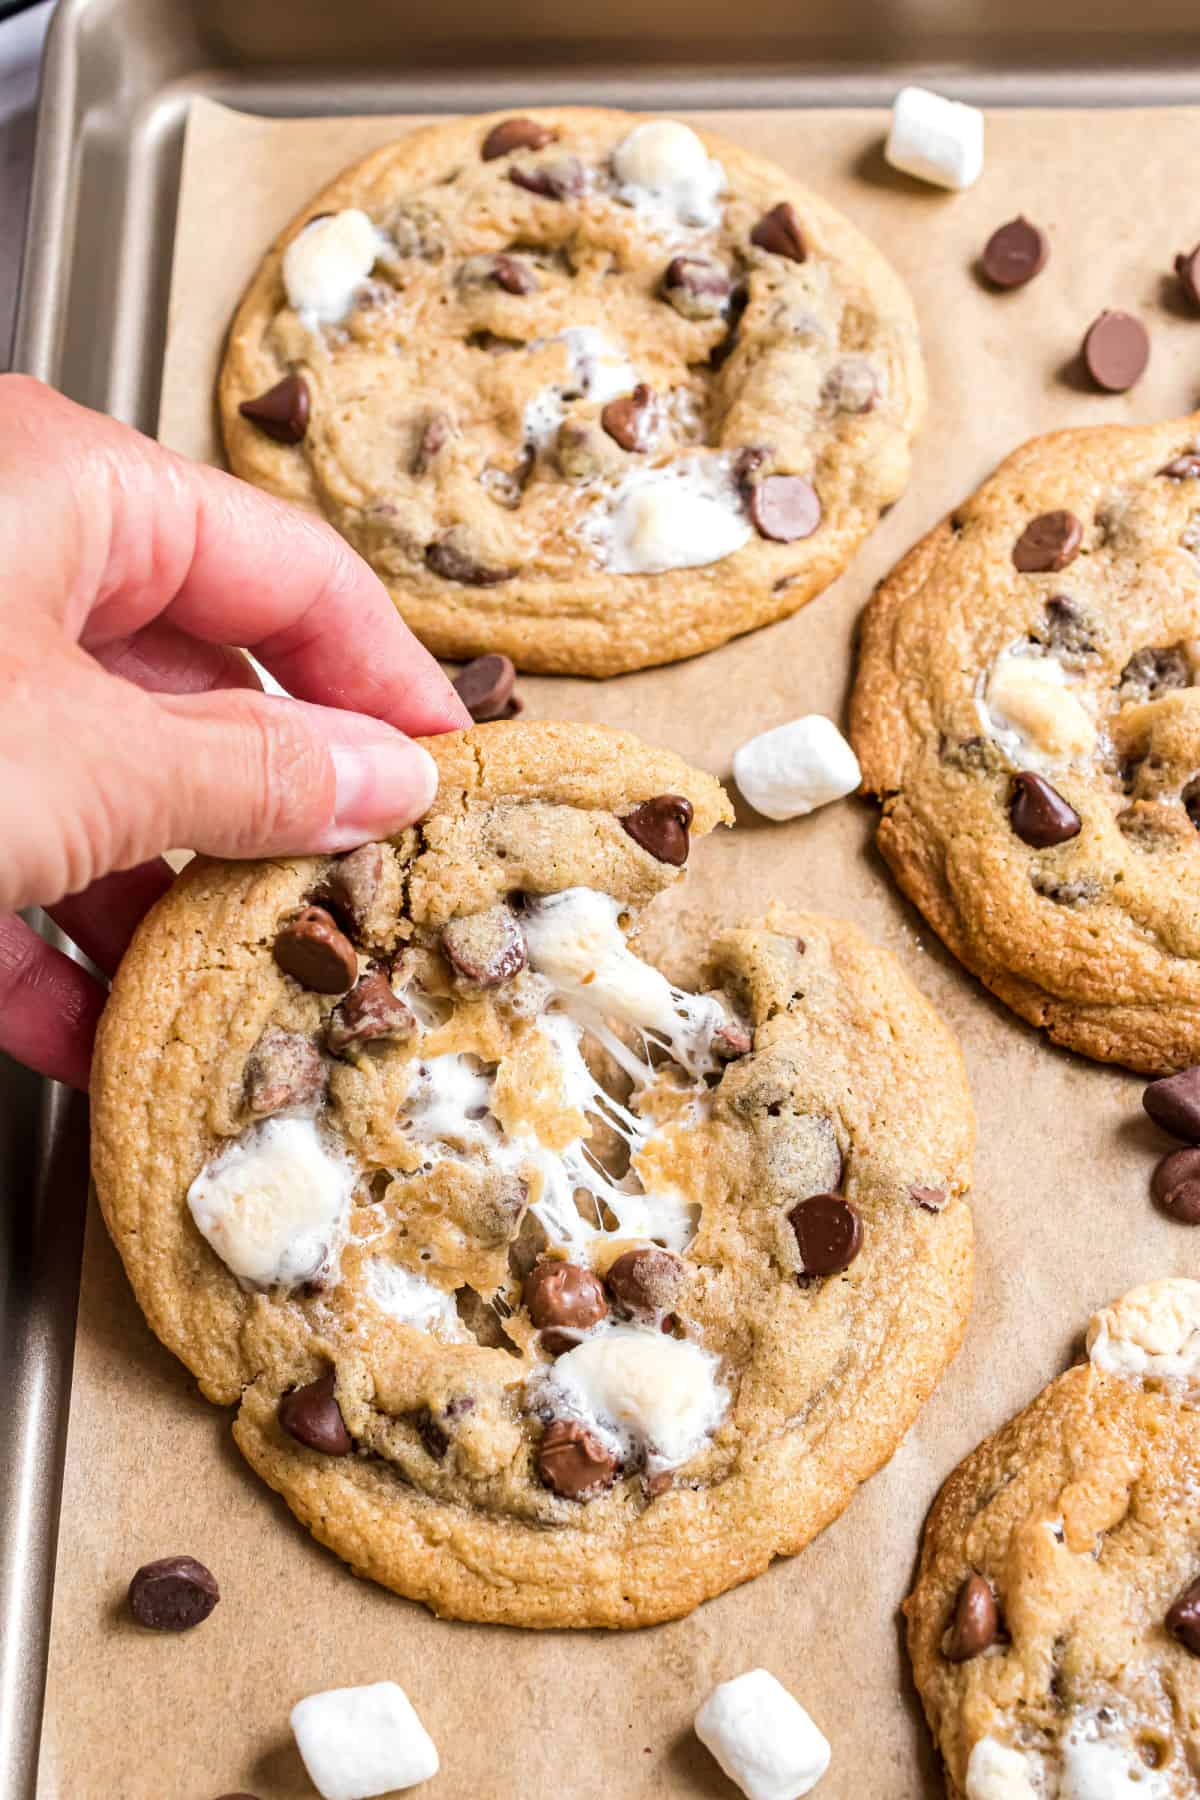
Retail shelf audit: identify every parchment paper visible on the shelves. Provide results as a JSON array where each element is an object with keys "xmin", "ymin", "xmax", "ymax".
[{"xmin": 38, "ymin": 97, "xmax": 1200, "ymax": 1798}]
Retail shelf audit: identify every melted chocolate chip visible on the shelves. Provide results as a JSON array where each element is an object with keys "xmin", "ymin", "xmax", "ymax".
[
  {"xmin": 1144, "ymin": 1068, "xmax": 1200, "ymax": 1142},
  {"xmin": 619, "ymin": 794, "xmax": 694, "ymax": 866},
  {"xmin": 1082, "ymin": 310, "xmax": 1150, "ymax": 393},
  {"xmin": 327, "ymin": 969, "xmax": 415, "ymax": 1056},
  {"xmin": 821, "ymin": 358, "xmax": 878, "ymax": 414},
  {"xmin": 314, "ymin": 842, "xmax": 384, "ymax": 939},
  {"xmin": 1161, "ymin": 453, "xmax": 1200, "ymax": 480},
  {"xmin": 481, "ymin": 117, "xmax": 556, "ymax": 160},
  {"xmin": 1151, "ymin": 1148, "xmax": 1200, "ymax": 1224},
  {"xmin": 416, "ymin": 1410, "xmax": 449, "ymax": 1460},
  {"xmin": 661, "ymin": 255, "xmax": 732, "ymax": 320},
  {"xmin": 509, "ymin": 157, "xmax": 583, "ymax": 201},
  {"xmin": 537, "ymin": 1419, "xmax": 617, "ymax": 1498},
  {"xmin": 605, "ymin": 1248, "xmax": 685, "ymax": 1323},
  {"xmin": 523, "ymin": 1260, "xmax": 608, "ymax": 1330},
  {"xmin": 788, "ymin": 1193, "xmax": 863, "ymax": 1276},
  {"xmin": 492, "ymin": 254, "xmax": 539, "ymax": 295},
  {"xmin": 273, "ymin": 907, "xmax": 358, "ymax": 994},
  {"xmin": 244, "ymin": 1026, "xmax": 325, "ymax": 1117},
  {"xmin": 601, "ymin": 385, "xmax": 656, "ymax": 452},
  {"xmin": 1176, "ymin": 245, "xmax": 1200, "ymax": 310},
  {"xmin": 411, "ymin": 412, "xmax": 451, "ymax": 476},
  {"xmin": 749, "ymin": 475, "xmax": 821, "ymax": 543},
  {"xmin": 425, "ymin": 531, "xmax": 515, "ymax": 586},
  {"xmin": 1167, "ymin": 1574, "xmax": 1200, "ymax": 1653},
  {"xmin": 1117, "ymin": 645, "xmax": 1190, "ymax": 705},
  {"xmin": 945, "ymin": 1574, "xmax": 1000, "ymax": 1662},
  {"xmin": 981, "ymin": 216, "xmax": 1048, "ymax": 289},
  {"xmin": 910, "ymin": 1185, "xmax": 948, "ymax": 1212},
  {"xmin": 1043, "ymin": 596, "xmax": 1095, "ymax": 658},
  {"xmin": 453, "ymin": 653, "xmax": 520, "ymax": 722},
  {"xmin": 128, "ymin": 1556, "xmax": 220, "ymax": 1632},
  {"xmin": 238, "ymin": 373, "xmax": 309, "ymax": 445},
  {"xmin": 750, "ymin": 202, "xmax": 806, "ymax": 262},
  {"xmin": 278, "ymin": 1370, "xmax": 352, "ymax": 1455},
  {"xmin": 442, "ymin": 905, "xmax": 528, "ymax": 986},
  {"xmin": 1012, "ymin": 511, "xmax": 1083, "ymax": 574},
  {"xmin": 1009, "ymin": 773, "xmax": 1082, "ymax": 849}
]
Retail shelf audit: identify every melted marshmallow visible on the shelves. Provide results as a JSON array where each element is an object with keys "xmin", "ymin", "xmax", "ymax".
[
  {"xmin": 612, "ymin": 121, "xmax": 725, "ymax": 229},
  {"xmin": 365, "ymin": 1260, "xmax": 464, "ymax": 1340},
  {"xmin": 559, "ymin": 325, "xmax": 640, "ymax": 406},
  {"xmin": 1060, "ymin": 1719, "xmax": 1169, "ymax": 1798},
  {"xmin": 187, "ymin": 1117, "xmax": 355, "ymax": 1288},
  {"xmin": 537, "ymin": 1324, "xmax": 727, "ymax": 1471},
  {"xmin": 592, "ymin": 458, "xmax": 752, "ymax": 574},
  {"xmin": 978, "ymin": 650, "xmax": 1096, "ymax": 771},
  {"xmin": 399, "ymin": 1054, "xmax": 498, "ymax": 1152},
  {"xmin": 965, "ymin": 1739, "xmax": 1041, "ymax": 1800},
  {"xmin": 282, "ymin": 208, "xmax": 382, "ymax": 325},
  {"xmin": 1087, "ymin": 1278, "xmax": 1200, "ymax": 1389}
]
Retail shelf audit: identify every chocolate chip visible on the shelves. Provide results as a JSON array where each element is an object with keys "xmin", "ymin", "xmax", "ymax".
[
  {"xmin": 238, "ymin": 373, "xmax": 309, "ymax": 445},
  {"xmin": 480, "ymin": 449, "xmax": 534, "ymax": 510},
  {"xmin": 821, "ymin": 358, "xmax": 878, "ymax": 414},
  {"xmin": 1160, "ymin": 453, "xmax": 1200, "ymax": 480},
  {"xmin": 314, "ymin": 842, "xmax": 384, "ymax": 940},
  {"xmin": 1167, "ymin": 1575, "xmax": 1200, "ymax": 1652},
  {"xmin": 1185, "ymin": 777, "xmax": 1200, "ymax": 831},
  {"xmin": 1012, "ymin": 511, "xmax": 1083, "ymax": 574},
  {"xmin": 606, "ymin": 1248, "xmax": 685, "ymax": 1323},
  {"xmin": 509, "ymin": 157, "xmax": 583, "ymax": 201},
  {"xmin": 708, "ymin": 283, "xmax": 749, "ymax": 370},
  {"xmin": 1176, "ymin": 245, "xmax": 1200, "ymax": 310},
  {"xmin": 749, "ymin": 475, "xmax": 821, "ymax": 543},
  {"xmin": 278, "ymin": 1370, "xmax": 352, "ymax": 1455},
  {"xmin": 601, "ymin": 384, "xmax": 656, "ymax": 453},
  {"xmin": 442, "ymin": 904, "xmax": 528, "ymax": 986},
  {"xmin": 411, "ymin": 412, "xmax": 451, "ymax": 476},
  {"xmin": 910, "ymin": 1185, "xmax": 948, "ymax": 1212},
  {"xmin": 750, "ymin": 202, "xmax": 806, "ymax": 262},
  {"xmin": 661, "ymin": 255, "xmax": 732, "ymax": 321},
  {"xmin": 128, "ymin": 1555, "xmax": 220, "ymax": 1633},
  {"xmin": 712, "ymin": 1012, "xmax": 753, "ymax": 1060},
  {"xmin": 1144, "ymin": 1068, "xmax": 1200, "ymax": 1142},
  {"xmin": 273, "ymin": 906, "xmax": 358, "ymax": 994},
  {"xmin": 945, "ymin": 1574, "xmax": 999, "ymax": 1662},
  {"xmin": 523, "ymin": 1259, "xmax": 608, "ymax": 1330},
  {"xmin": 416, "ymin": 1410, "xmax": 449, "ymax": 1460},
  {"xmin": 453, "ymin": 653, "xmax": 520, "ymax": 722},
  {"xmin": 1082, "ymin": 310, "xmax": 1150, "ymax": 393},
  {"xmin": 619, "ymin": 794, "xmax": 694, "ymax": 866},
  {"xmin": 425, "ymin": 530, "xmax": 515, "ymax": 586},
  {"xmin": 1009, "ymin": 773, "xmax": 1082, "ymax": 849},
  {"xmin": 981, "ymin": 217, "xmax": 1048, "ymax": 289},
  {"xmin": 482, "ymin": 116, "xmax": 556, "ymax": 160},
  {"xmin": 327, "ymin": 969, "xmax": 415, "ymax": 1056},
  {"xmin": 1118, "ymin": 645, "xmax": 1190, "ymax": 705},
  {"xmin": 459, "ymin": 253, "xmax": 539, "ymax": 295},
  {"xmin": 1151, "ymin": 1147, "xmax": 1200, "ymax": 1223},
  {"xmin": 788, "ymin": 1193, "xmax": 863, "ymax": 1276},
  {"xmin": 536, "ymin": 1419, "xmax": 617, "ymax": 1499},
  {"xmin": 1043, "ymin": 596, "xmax": 1095, "ymax": 658},
  {"xmin": 244, "ymin": 1027, "xmax": 325, "ymax": 1117},
  {"xmin": 214, "ymin": 1793, "xmax": 260, "ymax": 1798}
]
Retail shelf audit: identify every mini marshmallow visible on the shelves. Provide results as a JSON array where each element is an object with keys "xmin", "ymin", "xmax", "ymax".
[
  {"xmin": 602, "ymin": 464, "xmax": 751, "ymax": 574},
  {"xmin": 612, "ymin": 119, "xmax": 725, "ymax": 227},
  {"xmin": 186, "ymin": 1117, "xmax": 355, "ymax": 1289},
  {"xmin": 694, "ymin": 1669, "xmax": 830, "ymax": 1800},
  {"xmin": 733, "ymin": 717, "xmax": 861, "ymax": 821},
  {"xmin": 1086, "ymin": 1278, "xmax": 1200, "ymax": 1389},
  {"xmin": 541, "ymin": 1324, "xmax": 727, "ymax": 1471},
  {"xmin": 885, "ymin": 86, "xmax": 984, "ymax": 191},
  {"xmin": 980, "ymin": 652, "xmax": 1096, "ymax": 769},
  {"xmin": 282, "ymin": 208, "xmax": 381, "ymax": 323},
  {"xmin": 290, "ymin": 1681, "xmax": 438, "ymax": 1800}
]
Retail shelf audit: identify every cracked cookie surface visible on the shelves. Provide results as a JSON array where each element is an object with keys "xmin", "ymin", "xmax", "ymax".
[
  {"xmin": 906, "ymin": 1279, "xmax": 1200, "ymax": 1799},
  {"xmin": 91, "ymin": 720, "xmax": 972, "ymax": 1628},
  {"xmin": 219, "ymin": 106, "xmax": 924, "ymax": 676},
  {"xmin": 852, "ymin": 414, "xmax": 1200, "ymax": 1073}
]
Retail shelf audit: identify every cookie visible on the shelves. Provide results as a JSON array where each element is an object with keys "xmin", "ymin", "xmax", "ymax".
[
  {"xmin": 220, "ymin": 107, "xmax": 925, "ymax": 677},
  {"xmin": 852, "ymin": 414, "xmax": 1200, "ymax": 1074},
  {"xmin": 91, "ymin": 720, "xmax": 972, "ymax": 1629},
  {"xmin": 906, "ymin": 1278, "xmax": 1200, "ymax": 1798}
]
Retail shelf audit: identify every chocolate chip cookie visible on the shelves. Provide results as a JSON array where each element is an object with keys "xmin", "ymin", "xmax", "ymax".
[
  {"xmin": 91, "ymin": 720, "xmax": 972, "ymax": 1628},
  {"xmin": 219, "ymin": 107, "xmax": 925, "ymax": 676},
  {"xmin": 906, "ymin": 1279, "xmax": 1200, "ymax": 1798},
  {"xmin": 851, "ymin": 413, "xmax": 1200, "ymax": 1074}
]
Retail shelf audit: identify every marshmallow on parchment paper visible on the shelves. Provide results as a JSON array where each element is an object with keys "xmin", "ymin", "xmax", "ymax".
[
  {"xmin": 732, "ymin": 716, "xmax": 861, "ymax": 821},
  {"xmin": 695, "ymin": 1668, "xmax": 831, "ymax": 1800},
  {"xmin": 885, "ymin": 86, "xmax": 984, "ymax": 190},
  {"xmin": 290, "ymin": 1681, "xmax": 439, "ymax": 1800}
]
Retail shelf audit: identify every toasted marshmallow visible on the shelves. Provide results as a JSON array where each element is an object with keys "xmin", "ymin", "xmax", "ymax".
[
  {"xmin": 733, "ymin": 717, "xmax": 861, "ymax": 821},
  {"xmin": 186, "ymin": 1117, "xmax": 354, "ymax": 1288},
  {"xmin": 290, "ymin": 1681, "xmax": 438, "ymax": 1799},
  {"xmin": 612, "ymin": 120, "xmax": 725, "ymax": 228},
  {"xmin": 694, "ymin": 1668, "xmax": 831, "ymax": 1800},
  {"xmin": 885, "ymin": 86, "xmax": 984, "ymax": 190},
  {"xmin": 283, "ymin": 208, "xmax": 381, "ymax": 323},
  {"xmin": 980, "ymin": 652, "xmax": 1096, "ymax": 770},
  {"xmin": 1086, "ymin": 1277, "xmax": 1200, "ymax": 1388},
  {"xmin": 540, "ymin": 1324, "xmax": 726, "ymax": 1472}
]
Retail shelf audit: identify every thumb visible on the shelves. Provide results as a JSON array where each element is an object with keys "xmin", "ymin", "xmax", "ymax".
[{"xmin": 149, "ymin": 686, "xmax": 441, "ymax": 859}]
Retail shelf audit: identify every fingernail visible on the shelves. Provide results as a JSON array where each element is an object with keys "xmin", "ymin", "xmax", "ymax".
[{"xmin": 328, "ymin": 738, "xmax": 438, "ymax": 849}]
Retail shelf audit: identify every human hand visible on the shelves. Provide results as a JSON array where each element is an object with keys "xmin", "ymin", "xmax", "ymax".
[{"xmin": 0, "ymin": 376, "xmax": 470, "ymax": 1090}]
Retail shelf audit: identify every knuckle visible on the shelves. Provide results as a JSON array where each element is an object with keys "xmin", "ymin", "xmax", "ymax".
[{"xmin": 233, "ymin": 700, "xmax": 332, "ymax": 850}]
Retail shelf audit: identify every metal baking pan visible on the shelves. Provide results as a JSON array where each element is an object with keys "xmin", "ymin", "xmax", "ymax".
[{"xmin": 7, "ymin": 1, "xmax": 1200, "ymax": 1794}]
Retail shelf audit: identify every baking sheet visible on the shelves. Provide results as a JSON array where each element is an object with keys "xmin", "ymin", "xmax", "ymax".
[{"xmin": 39, "ymin": 96, "xmax": 1200, "ymax": 1797}]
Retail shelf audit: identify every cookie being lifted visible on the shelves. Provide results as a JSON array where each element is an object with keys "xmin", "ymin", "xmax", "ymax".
[
  {"xmin": 91, "ymin": 721, "xmax": 972, "ymax": 1628},
  {"xmin": 220, "ymin": 107, "xmax": 925, "ymax": 676},
  {"xmin": 852, "ymin": 415, "xmax": 1200, "ymax": 1073},
  {"xmin": 906, "ymin": 1279, "xmax": 1200, "ymax": 1797}
]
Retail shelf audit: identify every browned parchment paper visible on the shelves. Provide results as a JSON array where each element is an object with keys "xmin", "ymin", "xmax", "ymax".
[{"xmin": 38, "ymin": 96, "xmax": 1200, "ymax": 1798}]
